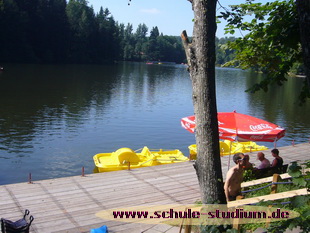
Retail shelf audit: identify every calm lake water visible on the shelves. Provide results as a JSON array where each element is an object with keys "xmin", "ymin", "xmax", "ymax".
[{"xmin": 0, "ymin": 63, "xmax": 309, "ymax": 185}]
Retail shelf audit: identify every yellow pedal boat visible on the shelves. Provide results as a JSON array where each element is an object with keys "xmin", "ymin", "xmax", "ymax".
[
  {"xmin": 93, "ymin": 146, "xmax": 189, "ymax": 172},
  {"xmin": 188, "ymin": 140, "xmax": 268, "ymax": 159}
]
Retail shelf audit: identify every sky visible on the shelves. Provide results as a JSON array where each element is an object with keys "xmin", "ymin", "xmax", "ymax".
[
  {"xmin": 88, "ymin": 0, "xmax": 271, "ymax": 38},
  {"xmin": 89, "ymin": 0, "xmax": 222, "ymax": 38}
]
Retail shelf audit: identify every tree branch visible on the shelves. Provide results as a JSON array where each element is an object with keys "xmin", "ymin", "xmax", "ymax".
[{"xmin": 181, "ymin": 30, "xmax": 194, "ymax": 71}]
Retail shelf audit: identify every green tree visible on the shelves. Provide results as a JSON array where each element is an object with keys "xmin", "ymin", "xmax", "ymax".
[
  {"xmin": 215, "ymin": 36, "xmax": 236, "ymax": 65},
  {"xmin": 96, "ymin": 7, "xmax": 109, "ymax": 62},
  {"xmin": 107, "ymin": 15, "xmax": 122, "ymax": 62},
  {"xmin": 135, "ymin": 23, "xmax": 148, "ymax": 39},
  {"xmin": 134, "ymin": 23, "xmax": 148, "ymax": 61},
  {"xmin": 155, "ymin": 36, "xmax": 186, "ymax": 63},
  {"xmin": 66, "ymin": 0, "xmax": 97, "ymax": 63},
  {"xmin": 0, "ymin": 0, "xmax": 32, "ymax": 62},
  {"xmin": 41, "ymin": 0, "xmax": 69, "ymax": 63},
  {"xmin": 96, "ymin": 7, "xmax": 121, "ymax": 62},
  {"xmin": 147, "ymin": 26, "xmax": 160, "ymax": 61},
  {"xmin": 219, "ymin": 0, "xmax": 309, "ymax": 102},
  {"xmin": 150, "ymin": 26, "xmax": 159, "ymax": 39},
  {"xmin": 296, "ymin": 0, "xmax": 310, "ymax": 94},
  {"xmin": 122, "ymin": 23, "xmax": 135, "ymax": 60}
]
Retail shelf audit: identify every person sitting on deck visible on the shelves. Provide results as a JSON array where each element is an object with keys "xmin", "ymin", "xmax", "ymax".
[
  {"xmin": 270, "ymin": 148, "xmax": 283, "ymax": 168},
  {"xmin": 224, "ymin": 153, "xmax": 246, "ymax": 201},
  {"xmin": 243, "ymin": 154, "xmax": 253, "ymax": 170},
  {"xmin": 256, "ymin": 152, "xmax": 270, "ymax": 169}
]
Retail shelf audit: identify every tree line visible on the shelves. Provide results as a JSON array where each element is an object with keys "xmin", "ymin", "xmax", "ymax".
[{"xmin": 0, "ymin": 0, "xmax": 235, "ymax": 65}]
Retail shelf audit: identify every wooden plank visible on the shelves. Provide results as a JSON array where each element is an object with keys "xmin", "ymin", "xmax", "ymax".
[
  {"xmin": 241, "ymin": 168, "xmax": 310, "ymax": 188},
  {"xmin": 228, "ymin": 188, "xmax": 309, "ymax": 207}
]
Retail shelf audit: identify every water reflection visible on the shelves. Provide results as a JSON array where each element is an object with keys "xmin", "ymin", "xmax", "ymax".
[
  {"xmin": 216, "ymin": 68, "xmax": 250, "ymax": 113},
  {"xmin": 0, "ymin": 63, "xmax": 309, "ymax": 184},
  {"xmin": 0, "ymin": 64, "xmax": 119, "ymax": 153},
  {"xmin": 245, "ymin": 71, "xmax": 310, "ymax": 143}
]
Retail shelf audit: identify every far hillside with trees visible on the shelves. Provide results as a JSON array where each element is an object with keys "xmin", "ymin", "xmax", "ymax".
[{"xmin": 0, "ymin": 0, "xmax": 235, "ymax": 65}]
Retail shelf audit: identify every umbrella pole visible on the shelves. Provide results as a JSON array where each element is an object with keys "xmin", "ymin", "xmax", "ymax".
[{"xmin": 227, "ymin": 140, "xmax": 233, "ymax": 170}]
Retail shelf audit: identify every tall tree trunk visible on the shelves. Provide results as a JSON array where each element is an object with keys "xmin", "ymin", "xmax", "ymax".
[
  {"xmin": 296, "ymin": 0, "xmax": 310, "ymax": 89},
  {"xmin": 182, "ymin": 0, "xmax": 226, "ymax": 204}
]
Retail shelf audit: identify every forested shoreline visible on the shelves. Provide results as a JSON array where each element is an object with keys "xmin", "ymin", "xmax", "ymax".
[{"xmin": 0, "ymin": 0, "xmax": 235, "ymax": 65}]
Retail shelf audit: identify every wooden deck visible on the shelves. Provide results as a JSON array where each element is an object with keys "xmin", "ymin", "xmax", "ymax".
[{"xmin": 0, "ymin": 143, "xmax": 309, "ymax": 233}]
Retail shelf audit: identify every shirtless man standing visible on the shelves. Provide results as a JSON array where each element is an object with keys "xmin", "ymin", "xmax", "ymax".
[{"xmin": 224, "ymin": 153, "xmax": 245, "ymax": 201}]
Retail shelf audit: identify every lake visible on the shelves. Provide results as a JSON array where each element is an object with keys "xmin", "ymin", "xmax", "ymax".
[{"xmin": 0, "ymin": 63, "xmax": 309, "ymax": 185}]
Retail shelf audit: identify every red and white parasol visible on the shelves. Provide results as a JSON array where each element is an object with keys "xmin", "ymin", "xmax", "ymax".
[{"xmin": 181, "ymin": 111, "xmax": 285, "ymax": 142}]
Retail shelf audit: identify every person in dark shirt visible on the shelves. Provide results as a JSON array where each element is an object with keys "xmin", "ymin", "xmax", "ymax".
[
  {"xmin": 271, "ymin": 148, "xmax": 283, "ymax": 168},
  {"xmin": 243, "ymin": 154, "xmax": 253, "ymax": 170}
]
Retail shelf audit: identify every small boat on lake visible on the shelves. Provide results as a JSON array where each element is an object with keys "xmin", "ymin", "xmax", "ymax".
[
  {"xmin": 146, "ymin": 61, "xmax": 176, "ymax": 65},
  {"xmin": 93, "ymin": 146, "xmax": 189, "ymax": 172},
  {"xmin": 188, "ymin": 140, "xmax": 268, "ymax": 159}
]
